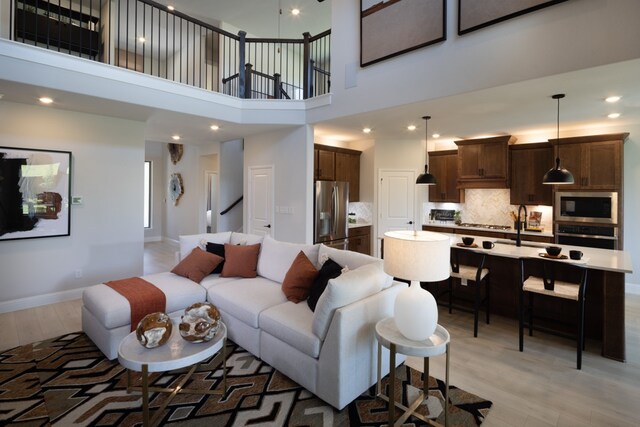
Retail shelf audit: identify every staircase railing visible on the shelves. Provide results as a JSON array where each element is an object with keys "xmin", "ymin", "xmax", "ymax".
[
  {"xmin": 220, "ymin": 196, "xmax": 243, "ymax": 216},
  {"xmin": 7, "ymin": 0, "xmax": 330, "ymax": 100}
]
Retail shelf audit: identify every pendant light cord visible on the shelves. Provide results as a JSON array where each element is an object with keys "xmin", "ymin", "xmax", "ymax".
[
  {"xmin": 552, "ymin": 93, "xmax": 565, "ymax": 167},
  {"xmin": 423, "ymin": 115, "xmax": 431, "ymax": 169}
]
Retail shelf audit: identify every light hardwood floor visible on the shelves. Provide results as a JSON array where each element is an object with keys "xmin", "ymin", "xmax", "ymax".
[{"xmin": 1, "ymin": 240, "xmax": 638, "ymax": 426}]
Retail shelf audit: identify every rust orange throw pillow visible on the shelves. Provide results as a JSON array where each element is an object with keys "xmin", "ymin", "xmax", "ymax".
[
  {"xmin": 172, "ymin": 247, "xmax": 223, "ymax": 283},
  {"xmin": 282, "ymin": 251, "xmax": 319, "ymax": 303},
  {"xmin": 221, "ymin": 243, "xmax": 261, "ymax": 278}
]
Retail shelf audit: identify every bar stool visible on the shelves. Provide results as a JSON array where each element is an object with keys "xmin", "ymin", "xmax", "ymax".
[
  {"xmin": 518, "ymin": 257, "xmax": 588, "ymax": 369},
  {"xmin": 443, "ymin": 249, "xmax": 490, "ymax": 337}
]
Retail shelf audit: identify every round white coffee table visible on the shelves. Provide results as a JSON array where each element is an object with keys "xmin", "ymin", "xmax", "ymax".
[
  {"xmin": 118, "ymin": 321, "xmax": 227, "ymax": 427},
  {"xmin": 375, "ymin": 317, "xmax": 450, "ymax": 427}
]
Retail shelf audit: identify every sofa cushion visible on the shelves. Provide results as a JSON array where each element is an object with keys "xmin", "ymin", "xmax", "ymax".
[
  {"xmin": 83, "ymin": 272, "xmax": 207, "ymax": 329},
  {"xmin": 260, "ymin": 302, "xmax": 320, "ymax": 358},
  {"xmin": 207, "ymin": 277, "xmax": 286, "ymax": 328},
  {"xmin": 312, "ymin": 262, "xmax": 389, "ymax": 340},
  {"xmin": 307, "ymin": 258, "xmax": 344, "ymax": 312},
  {"xmin": 281, "ymin": 251, "xmax": 319, "ymax": 303},
  {"xmin": 221, "ymin": 243, "xmax": 261, "ymax": 278},
  {"xmin": 179, "ymin": 232, "xmax": 231, "ymax": 260},
  {"xmin": 205, "ymin": 242, "xmax": 226, "ymax": 274},
  {"xmin": 257, "ymin": 235, "xmax": 320, "ymax": 283},
  {"xmin": 171, "ymin": 248, "xmax": 223, "ymax": 283},
  {"xmin": 318, "ymin": 244, "xmax": 380, "ymax": 271},
  {"xmin": 200, "ymin": 275, "xmax": 240, "ymax": 291},
  {"xmin": 230, "ymin": 232, "xmax": 264, "ymax": 246}
]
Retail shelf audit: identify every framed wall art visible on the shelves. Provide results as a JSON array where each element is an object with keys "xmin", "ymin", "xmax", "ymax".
[
  {"xmin": 458, "ymin": 0, "xmax": 568, "ymax": 35},
  {"xmin": 0, "ymin": 146, "xmax": 72, "ymax": 241},
  {"xmin": 361, "ymin": 0, "xmax": 446, "ymax": 67}
]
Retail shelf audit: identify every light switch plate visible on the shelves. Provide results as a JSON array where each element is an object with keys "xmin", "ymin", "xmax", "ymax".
[{"xmin": 71, "ymin": 196, "xmax": 83, "ymax": 205}]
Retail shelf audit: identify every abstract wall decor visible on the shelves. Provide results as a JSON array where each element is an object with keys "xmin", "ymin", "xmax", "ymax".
[
  {"xmin": 168, "ymin": 173, "xmax": 184, "ymax": 206},
  {"xmin": 458, "ymin": 0, "xmax": 568, "ymax": 35},
  {"xmin": 0, "ymin": 146, "xmax": 71, "ymax": 241},
  {"xmin": 361, "ymin": 0, "xmax": 446, "ymax": 67},
  {"xmin": 168, "ymin": 143, "xmax": 184, "ymax": 164}
]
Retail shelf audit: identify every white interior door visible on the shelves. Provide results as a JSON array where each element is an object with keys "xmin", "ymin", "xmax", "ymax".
[
  {"xmin": 378, "ymin": 168, "xmax": 416, "ymax": 235},
  {"xmin": 248, "ymin": 166, "xmax": 274, "ymax": 237}
]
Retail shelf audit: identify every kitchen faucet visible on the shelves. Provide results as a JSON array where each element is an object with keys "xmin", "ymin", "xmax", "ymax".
[{"xmin": 516, "ymin": 204, "xmax": 527, "ymax": 247}]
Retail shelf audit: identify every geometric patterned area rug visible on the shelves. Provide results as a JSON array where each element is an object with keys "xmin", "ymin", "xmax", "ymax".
[{"xmin": 0, "ymin": 332, "xmax": 492, "ymax": 426}]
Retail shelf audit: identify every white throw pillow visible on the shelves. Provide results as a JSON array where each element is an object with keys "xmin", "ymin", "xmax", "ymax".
[
  {"xmin": 179, "ymin": 232, "xmax": 231, "ymax": 260},
  {"xmin": 257, "ymin": 235, "xmax": 320, "ymax": 283},
  {"xmin": 312, "ymin": 262, "xmax": 391, "ymax": 340},
  {"xmin": 318, "ymin": 244, "xmax": 379, "ymax": 271},
  {"xmin": 230, "ymin": 232, "xmax": 265, "ymax": 246}
]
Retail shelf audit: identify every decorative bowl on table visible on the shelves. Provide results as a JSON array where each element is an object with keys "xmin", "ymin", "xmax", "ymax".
[
  {"xmin": 545, "ymin": 246, "xmax": 562, "ymax": 257},
  {"xmin": 179, "ymin": 302, "xmax": 221, "ymax": 343},
  {"xmin": 136, "ymin": 312, "xmax": 172, "ymax": 349}
]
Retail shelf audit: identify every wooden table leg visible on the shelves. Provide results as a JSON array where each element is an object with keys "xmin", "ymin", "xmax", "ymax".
[
  {"xmin": 445, "ymin": 342, "xmax": 450, "ymax": 427},
  {"xmin": 142, "ymin": 364, "xmax": 150, "ymax": 427}
]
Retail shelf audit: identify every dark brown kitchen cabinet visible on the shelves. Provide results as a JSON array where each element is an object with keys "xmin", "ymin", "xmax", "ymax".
[
  {"xmin": 335, "ymin": 152, "xmax": 360, "ymax": 202},
  {"xmin": 314, "ymin": 148, "xmax": 335, "ymax": 181},
  {"xmin": 552, "ymin": 134, "xmax": 627, "ymax": 190},
  {"xmin": 455, "ymin": 135, "xmax": 516, "ymax": 188},
  {"xmin": 428, "ymin": 150, "xmax": 464, "ymax": 203},
  {"xmin": 509, "ymin": 142, "xmax": 553, "ymax": 205},
  {"xmin": 348, "ymin": 225, "xmax": 371, "ymax": 255},
  {"xmin": 314, "ymin": 144, "xmax": 362, "ymax": 201}
]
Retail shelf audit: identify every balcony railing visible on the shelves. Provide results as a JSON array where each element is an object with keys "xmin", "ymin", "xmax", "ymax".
[{"xmin": 8, "ymin": 0, "xmax": 330, "ymax": 100}]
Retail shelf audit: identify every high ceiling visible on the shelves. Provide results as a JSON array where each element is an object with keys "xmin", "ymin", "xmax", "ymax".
[{"xmin": 1, "ymin": 1, "xmax": 638, "ymax": 146}]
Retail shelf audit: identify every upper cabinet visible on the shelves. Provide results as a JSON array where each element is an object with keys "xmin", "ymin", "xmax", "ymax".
[
  {"xmin": 314, "ymin": 145, "xmax": 362, "ymax": 201},
  {"xmin": 455, "ymin": 135, "xmax": 516, "ymax": 188},
  {"xmin": 509, "ymin": 143, "xmax": 553, "ymax": 206},
  {"xmin": 428, "ymin": 150, "xmax": 464, "ymax": 203},
  {"xmin": 551, "ymin": 133, "xmax": 627, "ymax": 190}
]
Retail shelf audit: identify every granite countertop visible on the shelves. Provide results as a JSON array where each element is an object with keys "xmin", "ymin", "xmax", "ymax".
[
  {"xmin": 442, "ymin": 233, "xmax": 633, "ymax": 274},
  {"xmin": 423, "ymin": 222, "xmax": 554, "ymax": 238},
  {"xmin": 348, "ymin": 222, "xmax": 372, "ymax": 229}
]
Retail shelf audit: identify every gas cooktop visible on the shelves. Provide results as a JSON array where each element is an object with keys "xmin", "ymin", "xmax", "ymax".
[{"xmin": 457, "ymin": 223, "xmax": 512, "ymax": 231}]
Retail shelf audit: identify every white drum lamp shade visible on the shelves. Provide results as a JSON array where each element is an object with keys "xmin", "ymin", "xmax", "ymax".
[{"xmin": 384, "ymin": 230, "xmax": 450, "ymax": 341}]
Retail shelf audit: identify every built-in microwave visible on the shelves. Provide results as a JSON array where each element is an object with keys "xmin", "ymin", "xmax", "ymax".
[{"xmin": 555, "ymin": 191, "xmax": 618, "ymax": 224}]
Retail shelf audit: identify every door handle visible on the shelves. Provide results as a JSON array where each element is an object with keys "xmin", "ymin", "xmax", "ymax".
[
  {"xmin": 407, "ymin": 221, "xmax": 413, "ymax": 225},
  {"xmin": 264, "ymin": 224, "xmax": 271, "ymax": 228}
]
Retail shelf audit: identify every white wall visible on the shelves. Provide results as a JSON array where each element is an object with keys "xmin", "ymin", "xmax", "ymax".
[
  {"xmin": 144, "ymin": 141, "xmax": 165, "ymax": 241},
  {"xmin": 218, "ymin": 139, "xmax": 244, "ymax": 233},
  {"xmin": 0, "ymin": 101, "xmax": 145, "ymax": 311},
  {"xmin": 316, "ymin": 0, "xmax": 640, "ymax": 122},
  {"xmin": 244, "ymin": 125, "xmax": 313, "ymax": 244}
]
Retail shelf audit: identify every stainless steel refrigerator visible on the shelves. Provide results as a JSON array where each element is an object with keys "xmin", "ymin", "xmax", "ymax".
[{"xmin": 314, "ymin": 181, "xmax": 349, "ymax": 249}]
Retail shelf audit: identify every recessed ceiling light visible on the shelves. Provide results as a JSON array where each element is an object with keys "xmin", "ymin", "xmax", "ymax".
[
  {"xmin": 291, "ymin": 8, "xmax": 300, "ymax": 16},
  {"xmin": 432, "ymin": 133, "xmax": 440, "ymax": 138},
  {"xmin": 167, "ymin": 5, "xmax": 175, "ymax": 11},
  {"xmin": 608, "ymin": 113, "xmax": 620, "ymax": 119},
  {"xmin": 39, "ymin": 97, "xmax": 53, "ymax": 104},
  {"xmin": 605, "ymin": 96, "xmax": 621, "ymax": 103},
  {"xmin": 172, "ymin": 135, "xmax": 181, "ymax": 140},
  {"xmin": 210, "ymin": 125, "xmax": 219, "ymax": 131},
  {"xmin": 139, "ymin": 37, "xmax": 146, "ymax": 43},
  {"xmin": 362, "ymin": 128, "xmax": 372, "ymax": 134},
  {"xmin": 407, "ymin": 125, "xmax": 416, "ymax": 131}
]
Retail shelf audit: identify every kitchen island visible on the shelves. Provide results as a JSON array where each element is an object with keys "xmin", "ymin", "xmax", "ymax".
[{"xmin": 427, "ymin": 229, "xmax": 632, "ymax": 362}]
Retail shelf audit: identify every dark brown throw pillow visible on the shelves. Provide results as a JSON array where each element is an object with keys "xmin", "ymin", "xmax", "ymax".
[
  {"xmin": 221, "ymin": 243, "xmax": 261, "ymax": 278},
  {"xmin": 282, "ymin": 251, "xmax": 319, "ymax": 303},
  {"xmin": 307, "ymin": 258, "xmax": 343, "ymax": 311},
  {"xmin": 206, "ymin": 242, "xmax": 226, "ymax": 274},
  {"xmin": 172, "ymin": 247, "xmax": 223, "ymax": 283}
]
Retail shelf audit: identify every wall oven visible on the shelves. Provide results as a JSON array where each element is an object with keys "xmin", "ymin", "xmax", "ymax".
[
  {"xmin": 556, "ymin": 224, "xmax": 618, "ymax": 250},
  {"xmin": 555, "ymin": 191, "xmax": 618, "ymax": 224}
]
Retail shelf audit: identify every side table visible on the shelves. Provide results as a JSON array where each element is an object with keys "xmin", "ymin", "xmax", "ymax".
[
  {"xmin": 118, "ymin": 321, "xmax": 227, "ymax": 427},
  {"xmin": 375, "ymin": 317, "xmax": 450, "ymax": 427}
]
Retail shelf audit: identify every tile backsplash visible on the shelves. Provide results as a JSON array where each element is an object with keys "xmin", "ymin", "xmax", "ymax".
[
  {"xmin": 348, "ymin": 202, "xmax": 373, "ymax": 224},
  {"xmin": 424, "ymin": 189, "xmax": 553, "ymax": 231}
]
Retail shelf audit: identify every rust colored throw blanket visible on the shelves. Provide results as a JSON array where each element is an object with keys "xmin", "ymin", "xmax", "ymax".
[{"xmin": 105, "ymin": 277, "xmax": 166, "ymax": 331}]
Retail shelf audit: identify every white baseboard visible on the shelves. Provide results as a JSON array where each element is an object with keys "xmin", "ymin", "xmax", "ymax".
[
  {"xmin": 0, "ymin": 287, "xmax": 87, "ymax": 314},
  {"xmin": 626, "ymin": 282, "xmax": 640, "ymax": 295},
  {"xmin": 144, "ymin": 236, "xmax": 162, "ymax": 242}
]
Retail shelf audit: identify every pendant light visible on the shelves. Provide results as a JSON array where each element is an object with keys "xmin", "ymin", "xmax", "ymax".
[
  {"xmin": 543, "ymin": 94, "xmax": 574, "ymax": 184},
  {"xmin": 416, "ymin": 115, "xmax": 437, "ymax": 185}
]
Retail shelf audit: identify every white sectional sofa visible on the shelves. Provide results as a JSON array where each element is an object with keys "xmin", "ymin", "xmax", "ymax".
[{"xmin": 82, "ymin": 232, "xmax": 406, "ymax": 409}]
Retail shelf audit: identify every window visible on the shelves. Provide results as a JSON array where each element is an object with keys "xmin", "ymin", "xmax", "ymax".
[{"xmin": 144, "ymin": 161, "xmax": 151, "ymax": 228}]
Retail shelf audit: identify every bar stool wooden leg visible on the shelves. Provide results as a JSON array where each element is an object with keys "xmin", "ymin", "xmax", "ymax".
[{"xmin": 486, "ymin": 276, "xmax": 491, "ymax": 325}]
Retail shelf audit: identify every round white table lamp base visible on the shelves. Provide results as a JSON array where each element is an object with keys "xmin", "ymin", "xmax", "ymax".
[{"xmin": 394, "ymin": 281, "xmax": 438, "ymax": 341}]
